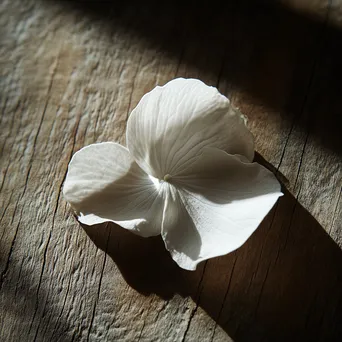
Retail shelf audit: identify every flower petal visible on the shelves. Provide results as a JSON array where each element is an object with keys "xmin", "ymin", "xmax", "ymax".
[
  {"xmin": 126, "ymin": 78, "xmax": 254, "ymax": 179},
  {"xmin": 162, "ymin": 148, "xmax": 282, "ymax": 270},
  {"xmin": 63, "ymin": 142, "xmax": 164, "ymax": 237}
]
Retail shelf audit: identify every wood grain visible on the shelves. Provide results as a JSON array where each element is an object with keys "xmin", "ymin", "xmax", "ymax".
[{"xmin": 1, "ymin": 0, "xmax": 341, "ymax": 341}]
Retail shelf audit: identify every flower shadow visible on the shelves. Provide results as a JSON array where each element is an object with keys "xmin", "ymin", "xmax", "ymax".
[
  {"xmin": 83, "ymin": 163, "xmax": 342, "ymax": 341},
  {"xmin": 83, "ymin": 222, "xmax": 185, "ymax": 298}
]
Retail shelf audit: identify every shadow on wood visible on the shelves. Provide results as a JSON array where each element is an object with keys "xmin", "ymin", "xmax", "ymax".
[
  {"xmin": 83, "ymin": 185, "xmax": 342, "ymax": 341},
  {"xmin": 50, "ymin": 0, "xmax": 342, "ymax": 156}
]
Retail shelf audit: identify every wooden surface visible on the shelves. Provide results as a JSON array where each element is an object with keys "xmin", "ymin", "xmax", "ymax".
[{"xmin": 1, "ymin": 0, "xmax": 342, "ymax": 341}]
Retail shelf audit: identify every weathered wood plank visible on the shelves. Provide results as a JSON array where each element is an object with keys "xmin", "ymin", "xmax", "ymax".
[{"xmin": 1, "ymin": 0, "xmax": 341, "ymax": 341}]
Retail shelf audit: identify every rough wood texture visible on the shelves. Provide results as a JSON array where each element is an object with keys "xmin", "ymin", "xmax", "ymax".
[{"xmin": 1, "ymin": 0, "xmax": 342, "ymax": 341}]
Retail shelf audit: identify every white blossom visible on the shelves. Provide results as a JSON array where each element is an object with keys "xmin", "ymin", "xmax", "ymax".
[{"xmin": 63, "ymin": 78, "xmax": 282, "ymax": 270}]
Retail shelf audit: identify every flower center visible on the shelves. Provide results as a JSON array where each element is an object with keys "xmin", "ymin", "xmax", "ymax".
[
  {"xmin": 163, "ymin": 174, "xmax": 172, "ymax": 182},
  {"xmin": 148, "ymin": 174, "xmax": 172, "ymax": 190}
]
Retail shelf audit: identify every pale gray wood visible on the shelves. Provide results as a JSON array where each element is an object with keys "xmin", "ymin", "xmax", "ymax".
[{"xmin": 1, "ymin": 0, "xmax": 341, "ymax": 341}]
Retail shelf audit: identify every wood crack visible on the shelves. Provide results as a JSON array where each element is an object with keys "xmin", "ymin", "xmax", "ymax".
[
  {"xmin": 254, "ymin": 262, "xmax": 272, "ymax": 318},
  {"xmin": 210, "ymin": 255, "xmax": 238, "ymax": 341},
  {"xmin": 249, "ymin": 202, "xmax": 279, "ymax": 287},
  {"xmin": 0, "ymin": 191, "xmax": 13, "ymax": 240},
  {"xmin": 136, "ymin": 297, "xmax": 157, "ymax": 342},
  {"xmin": 86, "ymin": 225, "xmax": 110, "ymax": 342},
  {"xmin": 154, "ymin": 298, "xmax": 169, "ymax": 325},
  {"xmin": 181, "ymin": 261, "xmax": 208, "ymax": 342},
  {"xmin": 28, "ymin": 164, "xmax": 65, "ymax": 339},
  {"xmin": 32, "ymin": 277, "xmax": 54, "ymax": 342},
  {"xmin": 121, "ymin": 52, "xmax": 143, "ymax": 139},
  {"xmin": 0, "ymin": 160, "xmax": 10, "ymax": 194},
  {"xmin": 28, "ymin": 229, "xmax": 53, "ymax": 337},
  {"xmin": 14, "ymin": 257, "xmax": 25, "ymax": 297},
  {"xmin": 19, "ymin": 51, "xmax": 59, "ymax": 207},
  {"xmin": 276, "ymin": 116, "xmax": 296, "ymax": 172},
  {"xmin": 329, "ymin": 186, "xmax": 341, "ymax": 235},
  {"xmin": 50, "ymin": 229, "xmax": 80, "ymax": 340},
  {"xmin": 0, "ymin": 205, "xmax": 24, "ymax": 290}
]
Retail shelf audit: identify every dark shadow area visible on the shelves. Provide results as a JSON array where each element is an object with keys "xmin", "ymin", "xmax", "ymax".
[
  {"xmin": 0, "ymin": 257, "xmax": 72, "ymax": 342},
  {"xmin": 49, "ymin": 0, "xmax": 342, "ymax": 155},
  {"xmin": 83, "ymin": 154, "xmax": 342, "ymax": 342}
]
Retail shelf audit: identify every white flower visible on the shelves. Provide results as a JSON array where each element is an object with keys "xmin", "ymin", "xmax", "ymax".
[{"xmin": 63, "ymin": 78, "xmax": 282, "ymax": 270}]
